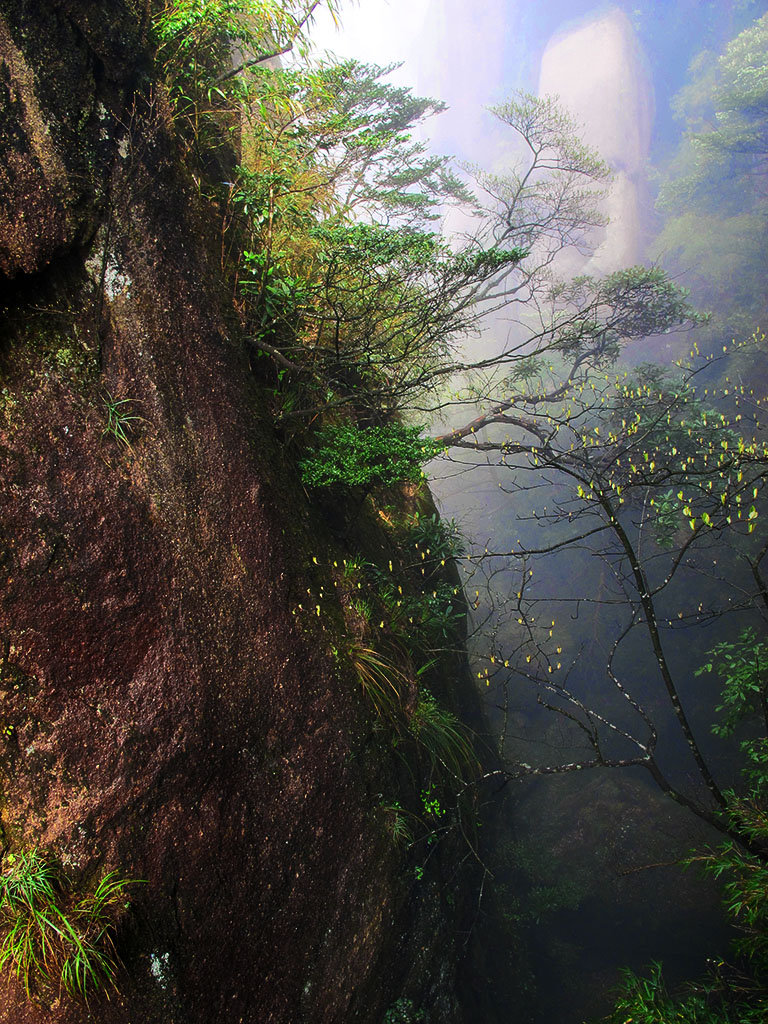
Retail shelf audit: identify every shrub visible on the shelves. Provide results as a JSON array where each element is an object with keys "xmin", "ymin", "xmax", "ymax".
[
  {"xmin": 377, "ymin": 578, "xmax": 463, "ymax": 654},
  {"xmin": 299, "ymin": 422, "xmax": 440, "ymax": 488},
  {"xmin": 406, "ymin": 511, "xmax": 466, "ymax": 562}
]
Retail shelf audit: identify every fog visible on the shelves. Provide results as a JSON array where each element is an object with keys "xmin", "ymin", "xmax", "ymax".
[
  {"xmin": 311, "ymin": 4, "xmax": 655, "ymax": 270},
  {"xmin": 539, "ymin": 8, "xmax": 652, "ymax": 272},
  {"xmin": 307, "ymin": 4, "xmax": 768, "ymax": 1022}
]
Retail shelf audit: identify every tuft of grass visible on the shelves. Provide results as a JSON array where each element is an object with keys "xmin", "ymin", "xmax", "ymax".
[
  {"xmin": 341, "ymin": 555, "xmax": 366, "ymax": 582},
  {"xmin": 408, "ymin": 691, "xmax": 477, "ymax": 781},
  {"xmin": 348, "ymin": 642, "xmax": 411, "ymax": 723},
  {"xmin": 0, "ymin": 849, "xmax": 138, "ymax": 1002},
  {"xmin": 381, "ymin": 802, "xmax": 414, "ymax": 848},
  {"xmin": 349, "ymin": 597, "xmax": 372, "ymax": 623},
  {"xmin": 102, "ymin": 393, "xmax": 144, "ymax": 448}
]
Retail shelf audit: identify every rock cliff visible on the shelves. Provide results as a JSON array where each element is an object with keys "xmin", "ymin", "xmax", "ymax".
[{"xmin": 0, "ymin": 3, "xmax": 474, "ymax": 1021}]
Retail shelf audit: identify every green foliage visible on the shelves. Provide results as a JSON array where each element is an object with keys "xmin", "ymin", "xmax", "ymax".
[
  {"xmin": 403, "ymin": 585, "xmax": 463, "ymax": 646},
  {"xmin": 299, "ymin": 422, "xmax": 439, "ymax": 489},
  {"xmin": 562, "ymin": 356, "xmax": 766, "ymax": 543},
  {"xmin": 341, "ymin": 554, "xmax": 365, "ymax": 582},
  {"xmin": 607, "ymin": 811, "xmax": 768, "ymax": 1021},
  {"xmin": 381, "ymin": 802, "xmax": 414, "ymax": 849},
  {"xmin": 652, "ymin": 489, "xmax": 682, "ymax": 548},
  {"xmin": 241, "ymin": 248, "xmax": 315, "ymax": 343},
  {"xmin": 704, "ymin": 826, "xmax": 768, "ymax": 971},
  {"xmin": 152, "ymin": 0, "xmax": 336, "ymax": 119},
  {"xmin": 101, "ymin": 393, "xmax": 144, "ymax": 449},
  {"xmin": 479, "ymin": 92, "xmax": 610, "ymax": 255},
  {"xmin": 349, "ymin": 597, "xmax": 372, "ymax": 623},
  {"xmin": 695, "ymin": 628, "xmax": 768, "ymax": 737},
  {"xmin": 605, "ymin": 634, "xmax": 768, "ymax": 1024},
  {"xmin": 236, "ymin": 59, "xmax": 473, "ymax": 223},
  {"xmin": 373, "ymin": 573, "xmax": 463, "ymax": 655},
  {"xmin": 740, "ymin": 738, "xmax": 768, "ymax": 796},
  {"xmin": 695, "ymin": 633, "xmax": 768, "ymax": 971},
  {"xmin": 155, "ymin": 0, "xmax": 694, "ymax": 454},
  {"xmin": 653, "ymin": 14, "xmax": 768, "ymax": 340},
  {"xmin": 419, "ymin": 783, "xmax": 446, "ymax": 821},
  {"xmin": 225, "ymin": 58, "xmax": 496, "ymax": 405},
  {"xmin": 347, "ymin": 642, "xmax": 409, "ymax": 722},
  {"xmin": 383, "ymin": 998, "xmax": 425, "ymax": 1024},
  {"xmin": 603, "ymin": 960, "xmax": 768, "ymax": 1024},
  {"xmin": 405, "ymin": 512, "xmax": 466, "ymax": 563},
  {"xmin": 409, "ymin": 691, "xmax": 477, "ymax": 781},
  {"xmin": 0, "ymin": 850, "xmax": 137, "ymax": 1002},
  {"xmin": 551, "ymin": 267, "xmax": 701, "ymax": 365},
  {"xmin": 658, "ymin": 14, "xmax": 768, "ymax": 212}
]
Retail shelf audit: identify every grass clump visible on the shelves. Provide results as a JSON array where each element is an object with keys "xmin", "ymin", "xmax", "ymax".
[
  {"xmin": 348, "ymin": 642, "xmax": 411, "ymax": 723},
  {"xmin": 102, "ymin": 393, "xmax": 144, "ymax": 448},
  {"xmin": 409, "ymin": 691, "xmax": 478, "ymax": 781},
  {"xmin": 381, "ymin": 803, "xmax": 415, "ymax": 849},
  {"xmin": 0, "ymin": 849, "xmax": 137, "ymax": 1002}
]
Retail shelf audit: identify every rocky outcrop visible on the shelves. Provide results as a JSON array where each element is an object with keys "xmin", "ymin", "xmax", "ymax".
[
  {"xmin": 0, "ymin": 3, "xmax": 470, "ymax": 1021},
  {"xmin": 0, "ymin": 0, "xmax": 146, "ymax": 277},
  {"xmin": 538, "ymin": 7, "xmax": 653, "ymax": 274}
]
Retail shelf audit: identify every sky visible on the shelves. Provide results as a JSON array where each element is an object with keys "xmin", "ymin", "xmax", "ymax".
[
  {"xmin": 308, "ymin": 0, "xmax": 768, "ymax": 163},
  {"xmin": 307, "ymin": 0, "xmax": 526, "ymax": 166}
]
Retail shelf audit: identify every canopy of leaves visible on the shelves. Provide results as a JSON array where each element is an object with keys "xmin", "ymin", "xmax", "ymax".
[{"xmin": 653, "ymin": 14, "xmax": 768, "ymax": 343}]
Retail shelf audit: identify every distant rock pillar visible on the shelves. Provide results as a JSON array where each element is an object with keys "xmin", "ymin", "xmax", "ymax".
[{"xmin": 538, "ymin": 7, "xmax": 653, "ymax": 274}]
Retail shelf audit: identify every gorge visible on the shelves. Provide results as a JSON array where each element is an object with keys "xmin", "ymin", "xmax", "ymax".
[{"xmin": 2, "ymin": 2, "xmax": 768, "ymax": 1024}]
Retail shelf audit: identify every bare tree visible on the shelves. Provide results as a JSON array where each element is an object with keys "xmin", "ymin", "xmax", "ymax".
[{"xmin": 441, "ymin": 343, "xmax": 768, "ymax": 854}]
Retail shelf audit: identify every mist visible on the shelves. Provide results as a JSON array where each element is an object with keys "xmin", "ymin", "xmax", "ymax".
[{"xmin": 307, "ymin": 4, "xmax": 768, "ymax": 1022}]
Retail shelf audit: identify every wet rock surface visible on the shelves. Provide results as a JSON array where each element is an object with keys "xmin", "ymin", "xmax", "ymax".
[{"xmin": 0, "ymin": 3, "xmax": 471, "ymax": 1021}]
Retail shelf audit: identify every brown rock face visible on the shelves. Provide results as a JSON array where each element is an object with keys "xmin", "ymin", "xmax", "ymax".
[
  {"xmin": 0, "ymin": 1, "xmax": 145, "ymax": 277},
  {"xmin": 0, "ymin": 3, "xmax": 468, "ymax": 1021}
]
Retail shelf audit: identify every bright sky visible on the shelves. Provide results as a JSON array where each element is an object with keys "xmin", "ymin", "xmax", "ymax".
[
  {"xmin": 309, "ymin": 0, "xmax": 432, "ymax": 85},
  {"xmin": 307, "ymin": 0, "xmax": 524, "ymax": 164}
]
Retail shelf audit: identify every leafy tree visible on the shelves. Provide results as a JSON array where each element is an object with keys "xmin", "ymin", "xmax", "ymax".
[
  {"xmin": 653, "ymin": 13, "xmax": 768, "ymax": 345},
  {"xmin": 244, "ymin": 86, "xmax": 696, "ymax": 432},
  {"xmin": 217, "ymin": 60, "xmax": 527, "ymax": 417}
]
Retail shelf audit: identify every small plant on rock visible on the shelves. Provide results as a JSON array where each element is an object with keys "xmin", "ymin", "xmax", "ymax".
[
  {"xmin": 383, "ymin": 997, "xmax": 426, "ymax": 1024},
  {"xmin": 381, "ymin": 802, "xmax": 414, "ymax": 849},
  {"xmin": 102, "ymin": 393, "xmax": 144, "ymax": 449},
  {"xmin": 348, "ymin": 642, "xmax": 410, "ymax": 723},
  {"xmin": 406, "ymin": 512, "xmax": 466, "ymax": 562},
  {"xmin": 0, "ymin": 848, "xmax": 137, "ymax": 1002},
  {"xmin": 409, "ymin": 691, "xmax": 477, "ymax": 781}
]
